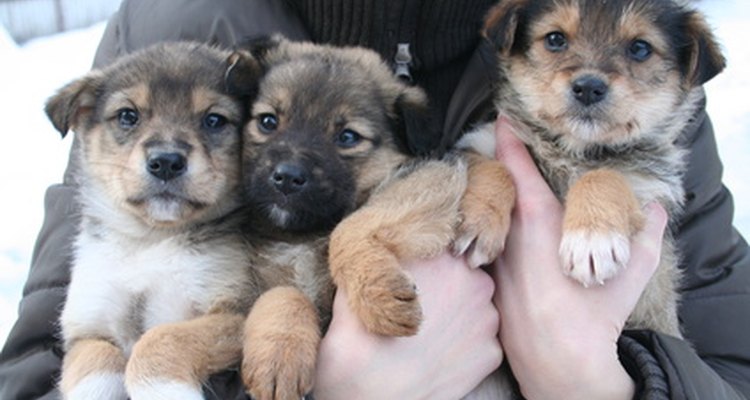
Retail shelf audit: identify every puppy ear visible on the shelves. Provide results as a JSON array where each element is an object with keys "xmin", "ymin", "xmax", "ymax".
[
  {"xmin": 225, "ymin": 49, "xmax": 264, "ymax": 98},
  {"xmin": 482, "ymin": 0, "xmax": 527, "ymax": 55},
  {"xmin": 238, "ymin": 34, "xmax": 284, "ymax": 62},
  {"xmin": 682, "ymin": 11, "xmax": 726, "ymax": 86},
  {"xmin": 45, "ymin": 73, "xmax": 100, "ymax": 138},
  {"xmin": 393, "ymin": 87, "xmax": 440, "ymax": 157},
  {"xmin": 225, "ymin": 35, "xmax": 286, "ymax": 98}
]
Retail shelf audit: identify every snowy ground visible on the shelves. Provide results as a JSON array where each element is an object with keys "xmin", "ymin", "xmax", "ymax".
[{"xmin": 1, "ymin": 1, "xmax": 749, "ymax": 347}]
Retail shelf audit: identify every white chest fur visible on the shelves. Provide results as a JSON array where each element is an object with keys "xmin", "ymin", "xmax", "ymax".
[{"xmin": 60, "ymin": 223, "xmax": 249, "ymax": 354}]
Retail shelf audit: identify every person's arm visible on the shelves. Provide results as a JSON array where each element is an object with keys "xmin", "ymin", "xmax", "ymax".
[
  {"xmin": 313, "ymin": 252, "xmax": 503, "ymax": 400},
  {"xmin": 493, "ymin": 114, "xmax": 750, "ymax": 399}
]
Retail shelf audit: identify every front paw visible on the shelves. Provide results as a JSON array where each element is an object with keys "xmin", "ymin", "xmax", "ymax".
[
  {"xmin": 351, "ymin": 265, "xmax": 422, "ymax": 337},
  {"xmin": 559, "ymin": 229, "xmax": 630, "ymax": 286},
  {"xmin": 452, "ymin": 207, "xmax": 510, "ymax": 269},
  {"xmin": 242, "ymin": 339, "xmax": 316, "ymax": 400}
]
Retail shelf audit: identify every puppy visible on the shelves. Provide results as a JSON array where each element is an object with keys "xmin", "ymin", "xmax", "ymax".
[
  {"xmin": 466, "ymin": 0, "xmax": 724, "ymax": 332},
  {"xmin": 224, "ymin": 37, "xmax": 513, "ymax": 399},
  {"xmin": 47, "ymin": 42, "xmax": 262, "ymax": 399},
  {"xmin": 458, "ymin": 1, "xmax": 725, "ymax": 396}
]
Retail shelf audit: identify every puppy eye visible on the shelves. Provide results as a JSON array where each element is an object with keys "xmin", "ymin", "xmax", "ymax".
[
  {"xmin": 257, "ymin": 113, "xmax": 279, "ymax": 134},
  {"xmin": 628, "ymin": 39, "xmax": 653, "ymax": 62},
  {"xmin": 335, "ymin": 129, "xmax": 362, "ymax": 148},
  {"xmin": 117, "ymin": 108, "xmax": 139, "ymax": 129},
  {"xmin": 203, "ymin": 113, "xmax": 228, "ymax": 131},
  {"xmin": 544, "ymin": 32, "xmax": 568, "ymax": 52}
]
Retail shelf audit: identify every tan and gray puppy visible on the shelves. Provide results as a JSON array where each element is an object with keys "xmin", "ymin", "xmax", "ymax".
[
  {"xmin": 47, "ymin": 42, "xmax": 262, "ymax": 400},
  {"xmin": 458, "ymin": 0, "xmax": 725, "ymax": 397},
  {"xmin": 225, "ymin": 37, "xmax": 513, "ymax": 400}
]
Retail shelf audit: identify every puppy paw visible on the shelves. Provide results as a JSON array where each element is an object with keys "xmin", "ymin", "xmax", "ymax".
[
  {"xmin": 242, "ymin": 339, "xmax": 316, "ymax": 400},
  {"xmin": 65, "ymin": 373, "xmax": 128, "ymax": 400},
  {"xmin": 352, "ymin": 266, "xmax": 422, "ymax": 337},
  {"xmin": 559, "ymin": 229, "xmax": 630, "ymax": 286},
  {"xmin": 453, "ymin": 209, "xmax": 510, "ymax": 269},
  {"xmin": 127, "ymin": 380, "xmax": 204, "ymax": 400}
]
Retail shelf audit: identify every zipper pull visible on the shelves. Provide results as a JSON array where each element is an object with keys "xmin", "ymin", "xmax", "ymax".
[{"xmin": 394, "ymin": 43, "xmax": 413, "ymax": 83}]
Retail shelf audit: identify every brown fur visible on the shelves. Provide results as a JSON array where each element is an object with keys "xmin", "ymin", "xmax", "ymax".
[
  {"xmin": 60, "ymin": 339, "xmax": 128, "ymax": 394},
  {"xmin": 458, "ymin": 0, "xmax": 725, "ymax": 398},
  {"xmin": 242, "ymin": 287, "xmax": 321, "ymax": 399},
  {"xmin": 126, "ymin": 313, "xmax": 245, "ymax": 385}
]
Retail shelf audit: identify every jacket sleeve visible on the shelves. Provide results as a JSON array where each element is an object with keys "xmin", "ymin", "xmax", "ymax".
[
  {"xmin": 0, "ymin": 0, "xmax": 309, "ymax": 398},
  {"xmin": 619, "ymin": 96, "xmax": 750, "ymax": 399},
  {"xmin": 0, "ymin": 185, "xmax": 77, "ymax": 400}
]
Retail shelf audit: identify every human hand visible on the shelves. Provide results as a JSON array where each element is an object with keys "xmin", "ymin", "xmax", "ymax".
[
  {"xmin": 314, "ymin": 252, "xmax": 502, "ymax": 400},
  {"xmin": 491, "ymin": 117, "xmax": 668, "ymax": 399}
]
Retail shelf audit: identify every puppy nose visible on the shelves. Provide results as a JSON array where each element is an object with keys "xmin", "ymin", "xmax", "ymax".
[
  {"xmin": 571, "ymin": 76, "xmax": 608, "ymax": 105},
  {"xmin": 147, "ymin": 153, "xmax": 187, "ymax": 181},
  {"xmin": 271, "ymin": 162, "xmax": 309, "ymax": 195}
]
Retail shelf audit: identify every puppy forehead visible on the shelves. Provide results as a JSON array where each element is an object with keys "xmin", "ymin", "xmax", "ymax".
[
  {"xmin": 262, "ymin": 60, "xmax": 391, "ymax": 120},
  {"xmin": 533, "ymin": 0, "xmax": 676, "ymax": 47}
]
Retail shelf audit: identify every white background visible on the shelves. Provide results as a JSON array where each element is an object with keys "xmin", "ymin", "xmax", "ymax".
[{"xmin": 1, "ymin": 0, "xmax": 749, "ymax": 347}]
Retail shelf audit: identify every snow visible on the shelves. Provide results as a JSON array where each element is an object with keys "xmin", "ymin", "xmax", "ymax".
[{"xmin": 1, "ymin": 1, "xmax": 749, "ymax": 348}]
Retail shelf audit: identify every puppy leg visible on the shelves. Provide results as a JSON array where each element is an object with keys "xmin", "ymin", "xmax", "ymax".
[
  {"xmin": 330, "ymin": 159, "xmax": 467, "ymax": 336},
  {"xmin": 60, "ymin": 338, "xmax": 128, "ymax": 399},
  {"xmin": 125, "ymin": 313, "xmax": 245, "ymax": 400},
  {"xmin": 560, "ymin": 168, "xmax": 645, "ymax": 286},
  {"xmin": 453, "ymin": 152, "xmax": 515, "ymax": 268},
  {"xmin": 242, "ymin": 286, "xmax": 320, "ymax": 400}
]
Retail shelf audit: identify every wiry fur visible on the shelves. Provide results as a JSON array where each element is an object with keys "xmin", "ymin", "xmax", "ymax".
[
  {"xmin": 459, "ymin": 0, "xmax": 725, "ymax": 398},
  {"xmin": 48, "ymin": 42, "xmax": 261, "ymax": 400}
]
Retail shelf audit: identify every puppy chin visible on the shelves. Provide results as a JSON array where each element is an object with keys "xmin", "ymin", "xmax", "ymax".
[
  {"xmin": 268, "ymin": 205, "xmax": 292, "ymax": 228},
  {"xmin": 561, "ymin": 115, "xmax": 638, "ymax": 149},
  {"xmin": 145, "ymin": 197, "xmax": 189, "ymax": 225}
]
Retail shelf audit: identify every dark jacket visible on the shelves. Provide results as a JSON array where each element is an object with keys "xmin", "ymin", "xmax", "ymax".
[{"xmin": 1, "ymin": 0, "xmax": 748, "ymax": 399}]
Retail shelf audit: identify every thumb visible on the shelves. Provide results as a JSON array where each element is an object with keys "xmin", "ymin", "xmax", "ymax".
[{"xmin": 493, "ymin": 116, "xmax": 558, "ymax": 209}]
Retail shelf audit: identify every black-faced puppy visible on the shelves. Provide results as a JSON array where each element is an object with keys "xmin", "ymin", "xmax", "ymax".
[
  {"xmin": 225, "ymin": 37, "xmax": 513, "ymax": 400},
  {"xmin": 47, "ymin": 42, "xmax": 262, "ymax": 400},
  {"xmin": 461, "ymin": 0, "xmax": 725, "ymax": 337}
]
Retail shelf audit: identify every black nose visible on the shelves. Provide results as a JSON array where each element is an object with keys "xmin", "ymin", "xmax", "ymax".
[
  {"xmin": 147, "ymin": 153, "xmax": 187, "ymax": 181},
  {"xmin": 271, "ymin": 162, "xmax": 309, "ymax": 195},
  {"xmin": 571, "ymin": 76, "xmax": 608, "ymax": 106}
]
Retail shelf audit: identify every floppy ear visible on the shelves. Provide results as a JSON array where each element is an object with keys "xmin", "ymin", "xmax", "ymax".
[
  {"xmin": 682, "ymin": 11, "xmax": 726, "ymax": 86},
  {"xmin": 482, "ymin": 0, "xmax": 527, "ymax": 55},
  {"xmin": 225, "ymin": 35, "xmax": 285, "ymax": 98},
  {"xmin": 225, "ymin": 49, "xmax": 264, "ymax": 98},
  {"xmin": 393, "ymin": 87, "xmax": 440, "ymax": 157},
  {"xmin": 45, "ymin": 73, "xmax": 100, "ymax": 138}
]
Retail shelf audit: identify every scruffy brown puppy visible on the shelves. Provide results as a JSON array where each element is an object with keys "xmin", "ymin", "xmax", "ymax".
[
  {"xmin": 468, "ymin": 0, "xmax": 724, "ymax": 333},
  {"xmin": 47, "ymin": 42, "xmax": 262, "ymax": 400},
  {"xmin": 457, "ymin": 0, "xmax": 725, "ymax": 397},
  {"xmin": 225, "ymin": 37, "xmax": 513, "ymax": 400}
]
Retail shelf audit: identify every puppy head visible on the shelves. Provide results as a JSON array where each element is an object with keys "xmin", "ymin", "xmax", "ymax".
[
  {"xmin": 484, "ymin": 0, "xmax": 725, "ymax": 149},
  {"xmin": 46, "ymin": 42, "xmax": 251, "ymax": 228},
  {"xmin": 226, "ymin": 39, "xmax": 426, "ymax": 234}
]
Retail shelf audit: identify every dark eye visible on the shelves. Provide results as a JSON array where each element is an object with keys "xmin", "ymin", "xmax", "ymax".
[
  {"xmin": 203, "ymin": 113, "xmax": 228, "ymax": 131},
  {"xmin": 117, "ymin": 108, "xmax": 139, "ymax": 129},
  {"xmin": 257, "ymin": 113, "xmax": 279, "ymax": 134},
  {"xmin": 628, "ymin": 39, "xmax": 653, "ymax": 62},
  {"xmin": 544, "ymin": 31, "xmax": 568, "ymax": 52},
  {"xmin": 335, "ymin": 129, "xmax": 362, "ymax": 148}
]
